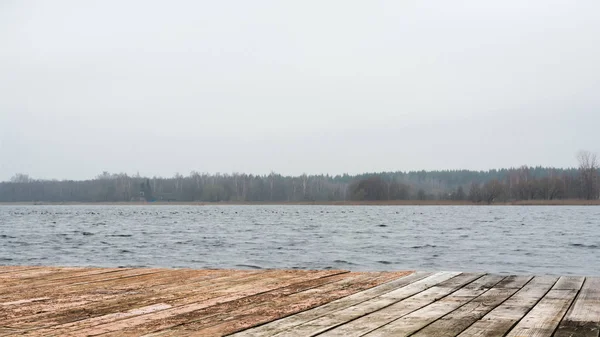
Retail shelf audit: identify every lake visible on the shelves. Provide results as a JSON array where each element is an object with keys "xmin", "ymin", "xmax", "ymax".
[{"xmin": 0, "ymin": 205, "xmax": 598, "ymax": 275}]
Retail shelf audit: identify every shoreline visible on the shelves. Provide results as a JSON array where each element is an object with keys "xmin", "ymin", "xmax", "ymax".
[{"xmin": 1, "ymin": 199, "xmax": 600, "ymax": 206}]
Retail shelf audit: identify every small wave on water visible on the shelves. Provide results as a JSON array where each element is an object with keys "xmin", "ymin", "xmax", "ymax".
[
  {"xmin": 1, "ymin": 205, "xmax": 600, "ymax": 275},
  {"xmin": 377, "ymin": 260, "xmax": 393, "ymax": 265},
  {"xmin": 570, "ymin": 243, "xmax": 599, "ymax": 249},
  {"xmin": 411, "ymin": 244, "xmax": 437, "ymax": 249},
  {"xmin": 27, "ymin": 256, "xmax": 48, "ymax": 261},
  {"xmin": 235, "ymin": 264, "xmax": 263, "ymax": 269},
  {"xmin": 11, "ymin": 241, "xmax": 32, "ymax": 246},
  {"xmin": 333, "ymin": 259, "xmax": 358, "ymax": 266}
]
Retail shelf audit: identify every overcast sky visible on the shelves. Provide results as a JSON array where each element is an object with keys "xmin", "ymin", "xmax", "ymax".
[{"xmin": 1, "ymin": 0, "xmax": 599, "ymax": 181}]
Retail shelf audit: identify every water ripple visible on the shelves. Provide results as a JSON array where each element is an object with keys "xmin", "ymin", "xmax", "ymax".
[{"xmin": 0, "ymin": 205, "xmax": 598, "ymax": 275}]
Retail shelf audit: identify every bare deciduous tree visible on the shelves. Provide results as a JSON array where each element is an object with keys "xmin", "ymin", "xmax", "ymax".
[
  {"xmin": 577, "ymin": 151, "xmax": 599, "ymax": 200},
  {"xmin": 10, "ymin": 173, "xmax": 31, "ymax": 183},
  {"xmin": 0, "ymin": 167, "xmax": 590, "ymax": 203},
  {"xmin": 482, "ymin": 180, "xmax": 504, "ymax": 204}
]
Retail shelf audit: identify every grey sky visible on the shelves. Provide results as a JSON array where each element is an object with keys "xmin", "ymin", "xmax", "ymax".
[{"xmin": 1, "ymin": 0, "xmax": 599, "ymax": 181}]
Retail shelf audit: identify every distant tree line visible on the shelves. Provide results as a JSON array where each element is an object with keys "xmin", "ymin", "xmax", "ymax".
[{"xmin": 1, "ymin": 152, "xmax": 598, "ymax": 203}]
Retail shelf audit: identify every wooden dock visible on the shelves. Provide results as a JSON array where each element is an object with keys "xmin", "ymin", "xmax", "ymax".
[{"xmin": 0, "ymin": 267, "xmax": 598, "ymax": 336}]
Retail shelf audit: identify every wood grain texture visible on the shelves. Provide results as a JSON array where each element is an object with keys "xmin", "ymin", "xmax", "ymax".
[
  {"xmin": 2, "ymin": 266, "xmax": 600, "ymax": 337},
  {"xmin": 318, "ymin": 274, "xmax": 487, "ymax": 337},
  {"xmin": 457, "ymin": 276, "xmax": 558, "ymax": 337},
  {"xmin": 412, "ymin": 287, "xmax": 519, "ymax": 336},
  {"xmin": 505, "ymin": 289, "xmax": 579, "ymax": 337},
  {"xmin": 230, "ymin": 271, "xmax": 430, "ymax": 337},
  {"xmin": 29, "ymin": 270, "xmax": 346, "ymax": 336},
  {"xmin": 555, "ymin": 277, "xmax": 600, "ymax": 337},
  {"xmin": 552, "ymin": 276, "xmax": 585, "ymax": 290},
  {"xmin": 150, "ymin": 272, "xmax": 410, "ymax": 337},
  {"xmin": 265, "ymin": 272, "xmax": 462, "ymax": 337},
  {"xmin": 364, "ymin": 275, "xmax": 505, "ymax": 337}
]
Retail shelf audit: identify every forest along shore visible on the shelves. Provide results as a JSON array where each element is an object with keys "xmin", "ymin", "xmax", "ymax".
[
  {"xmin": 1, "ymin": 199, "xmax": 600, "ymax": 206},
  {"xmin": 3, "ymin": 157, "xmax": 600, "ymax": 204}
]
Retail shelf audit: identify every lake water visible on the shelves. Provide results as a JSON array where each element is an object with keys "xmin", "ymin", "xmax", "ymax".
[{"xmin": 1, "ymin": 205, "xmax": 599, "ymax": 275}]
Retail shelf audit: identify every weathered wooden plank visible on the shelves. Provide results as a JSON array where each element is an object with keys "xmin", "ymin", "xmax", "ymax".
[
  {"xmin": 0, "ymin": 268, "xmax": 151, "ymax": 289},
  {"xmin": 0, "ymin": 269, "xmax": 273, "ymax": 333},
  {"xmin": 0, "ymin": 268, "xmax": 129, "ymax": 295},
  {"xmin": 141, "ymin": 272, "xmax": 411, "ymax": 337},
  {"xmin": 4, "ymin": 267, "xmax": 600, "ymax": 337},
  {"xmin": 48, "ymin": 272, "xmax": 359, "ymax": 336},
  {"xmin": 494, "ymin": 275, "xmax": 533, "ymax": 289},
  {"xmin": 553, "ymin": 276, "xmax": 586, "ymax": 290},
  {"xmin": 318, "ymin": 274, "xmax": 491, "ymax": 337},
  {"xmin": 0, "ymin": 270, "xmax": 317, "ymax": 336},
  {"xmin": 267, "ymin": 272, "xmax": 461, "ymax": 337},
  {"xmin": 230, "ymin": 271, "xmax": 430, "ymax": 337},
  {"xmin": 1, "ymin": 297, "xmax": 51, "ymax": 306},
  {"xmin": 49, "ymin": 303, "xmax": 174, "ymax": 330},
  {"xmin": 0, "ymin": 267, "xmax": 75, "ymax": 280},
  {"xmin": 1, "ymin": 269, "xmax": 280, "ymax": 336},
  {"xmin": 0, "ymin": 266, "xmax": 68, "ymax": 277},
  {"xmin": 505, "ymin": 289, "xmax": 579, "ymax": 337},
  {"xmin": 363, "ymin": 275, "xmax": 505, "ymax": 337},
  {"xmin": 0, "ymin": 267, "xmax": 95, "ymax": 285},
  {"xmin": 0, "ymin": 266, "xmax": 43, "ymax": 275},
  {"xmin": 555, "ymin": 277, "xmax": 600, "ymax": 337},
  {"xmin": 42, "ymin": 270, "xmax": 347, "ymax": 336},
  {"xmin": 264, "ymin": 272, "xmax": 466, "ymax": 337},
  {"xmin": 2, "ymin": 270, "xmax": 282, "ymax": 328},
  {"xmin": 458, "ymin": 276, "xmax": 558, "ymax": 337},
  {"xmin": 555, "ymin": 322, "xmax": 600, "ymax": 337},
  {"xmin": 0, "ymin": 269, "xmax": 246, "ymax": 326},
  {"xmin": 1, "ymin": 268, "xmax": 256, "ymax": 304},
  {"xmin": 0, "ymin": 268, "xmax": 165, "ymax": 301},
  {"xmin": 412, "ymin": 287, "xmax": 520, "ymax": 337}
]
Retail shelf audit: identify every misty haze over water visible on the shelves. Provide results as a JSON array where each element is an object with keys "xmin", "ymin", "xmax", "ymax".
[
  {"xmin": 2, "ymin": 0, "xmax": 600, "ymax": 284},
  {"xmin": 2, "ymin": 1, "xmax": 600, "ymax": 180}
]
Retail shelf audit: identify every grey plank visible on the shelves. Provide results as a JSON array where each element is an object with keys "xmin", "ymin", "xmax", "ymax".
[
  {"xmin": 555, "ymin": 277, "xmax": 600, "ymax": 337},
  {"xmin": 457, "ymin": 276, "xmax": 558, "ymax": 337},
  {"xmin": 316, "ymin": 274, "xmax": 489, "ymax": 337},
  {"xmin": 231, "ymin": 271, "xmax": 434, "ymax": 337},
  {"xmin": 362, "ymin": 275, "xmax": 505, "ymax": 337},
  {"xmin": 553, "ymin": 276, "xmax": 586, "ymax": 290},
  {"xmin": 505, "ymin": 289, "xmax": 579, "ymax": 337},
  {"xmin": 494, "ymin": 275, "xmax": 533, "ymax": 289},
  {"xmin": 269, "ymin": 271, "xmax": 463, "ymax": 337},
  {"xmin": 412, "ymin": 287, "xmax": 520, "ymax": 337}
]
